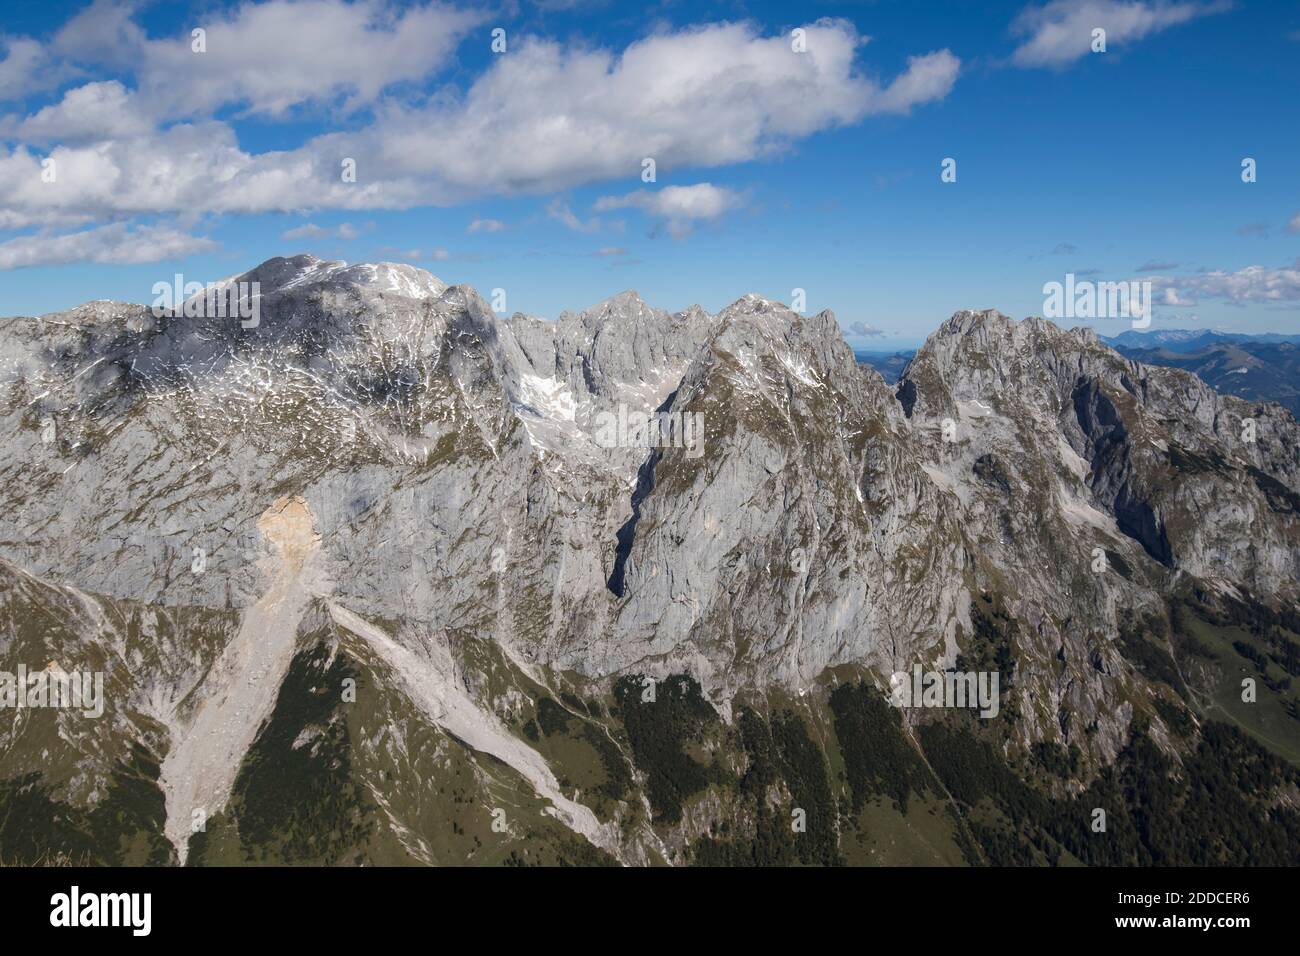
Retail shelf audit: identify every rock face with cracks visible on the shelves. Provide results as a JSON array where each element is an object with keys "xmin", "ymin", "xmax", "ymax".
[{"xmin": 2, "ymin": 257, "xmax": 1298, "ymax": 866}]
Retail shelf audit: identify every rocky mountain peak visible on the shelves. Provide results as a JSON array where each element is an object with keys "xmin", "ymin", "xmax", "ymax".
[
  {"xmin": 3, "ymin": 257, "xmax": 1299, "ymax": 867},
  {"xmin": 230, "ymin": 254, "xmax": 448, "ymax": 301}
]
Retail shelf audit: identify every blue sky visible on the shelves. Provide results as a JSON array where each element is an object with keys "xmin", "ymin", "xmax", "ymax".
[{"xmin": 1, "ymin": 0, "xmax": 1298, "ymax": 346}]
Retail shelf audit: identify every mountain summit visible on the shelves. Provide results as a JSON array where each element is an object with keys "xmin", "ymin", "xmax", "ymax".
[{"xmin": 2, "ymin": 257, "xmax": 1297, "ymax": 866}]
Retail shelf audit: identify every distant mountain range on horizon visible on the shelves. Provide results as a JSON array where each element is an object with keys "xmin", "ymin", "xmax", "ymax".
[{"xmin": 1101, "ymin": 328, "xmax": 1300, "ymax": 352}]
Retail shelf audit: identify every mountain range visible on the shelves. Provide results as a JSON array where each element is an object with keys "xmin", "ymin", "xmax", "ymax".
[
  {"xmin": 860, "ymin": 329, "xmax": 1300, "ymax": 419},
  {"xmin": 1107, "ymin": 339, "xmax": 1300, "ymax": 419},
  {"xmin": 2, "ymin": 255, "xmax": 1297, "ymax": 867},
  {"xmin": 1102, "ymin": 329, "xmax": 1300, "ymax": 352}
]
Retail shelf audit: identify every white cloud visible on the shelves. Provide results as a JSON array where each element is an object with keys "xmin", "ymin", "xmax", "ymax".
[
  {"xmin": 58, "ymin": 0, "xmax": 485, "ymax": 120},
  {"xmin": 280, "ymin": 222, "xmax": 359, "ymax": 240},
  {"xmin": 1010, "ymin": 0, "xmax": 1226, "ymax": 68},
  {"xmin": 353, "ymin": 20, "xmax": 958, "ymax": 196},
  {"xmin": 547, "ymin": 198, "xmax": 602, "ymax": 233},
  {"xmin": 1148, "ymin": 260, "xmax": 1300, "ymax": 305},
  {"xmin": 873, "ymin": 50, "xmax": 962, "ymax": 113},
  {"xmin": 0, "ymin": 122, "xmax": 336, "ymax": 229},
  {"xmin": 467, "ymin": 217, "xmax": 507, "ymax": 233},
  {"xmin": 1287, "ymin": 212, "xmax": 1300, "ymax": 234},
  {"xmin": 18, "ymin": 82, "xmax": 153, "ymax": 142},
  {"xmin": 1157, "ymin": 286, "xmax": 1196, "ymax": 306},
  {"xmin": 0, "ymin": 222, "xmax": 217, "ymax": 269},
  {"xmin": 2, "ymin": 0, "xmax": 482, "ymax": 117},
  {"xmin": 0, "ymin": 38, "xmax": 66, "ymax": 101},
  {"xmin": 594, "ymin": 183, "xmax": 745, "ymax": 237},
  {"xmin": 0, "ymin": 15, "xmax": 958, "ymax": 227},
  {"xmin": 51, "ymin": 0, "xmax": 148, "ymax": 70}
]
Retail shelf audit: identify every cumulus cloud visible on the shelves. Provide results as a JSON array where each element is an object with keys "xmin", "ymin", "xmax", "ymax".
[
  {"xmin": 363, "ymin": 20, "xmax": 956, "ymax": 195},
  {"xmin": 594, "ymin": 183, "xmax": 746, "ymax": 237},
  {"xmin": 52, "ymin": 0, "xmax": 485, "ymax": 120},
  {"xmin": 0, "ymin": 222, "xmax": 217, "ymax": 269},
  {"xmin": 1010, "ymin": 0, "xmax": 1226, "ymax": 68},
  {"xmin": 0, "ymin": 38, "xmax": 68, "ymax": 101},
  {"xmin": 50, "ymin": 0, "xmax": 149, "ymax": 70},
  {"xmin": 1147, "ymin": 260, "xmax": 1300, "ymax": 306},
  {"xmin": 1136, "ymin": 259, "xmax": 1179, "ymax": 271},
  {"xmin": 4, "ymin": 0, "xmax": 483, "ymax": 118},
  {"xmin": 17, "ymin": 82, "xmax": 153, "ymax": 142},
  {"xmin": 0, "ymin": 120, "xmax": 369, "ymax": 229},
  {"xmin": 1287, "ymin": 212, "xmax": 1300, "ymax": 234},
  {"xmin": 0, "ymin": 10, "xmax": 961, "ymax": 263},
  {"xmin": 0, "ymin": 18, "xmax": 957, "ymax": 229}
]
